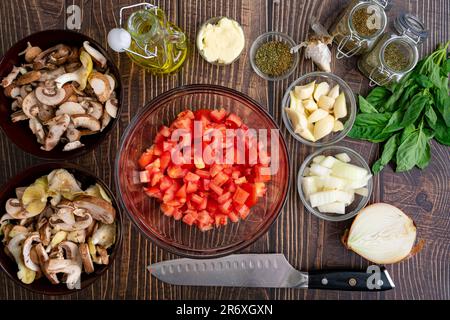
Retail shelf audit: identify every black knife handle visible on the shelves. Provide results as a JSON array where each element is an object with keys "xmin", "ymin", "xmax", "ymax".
[{"xmin": 307, "ymin": 267, "xmax": 395, "ymax": 291}]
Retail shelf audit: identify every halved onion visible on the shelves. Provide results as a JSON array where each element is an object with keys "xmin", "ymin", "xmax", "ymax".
[{"xmin": 343, "ymin": 203, "xmax": 418, "ymax": 264}]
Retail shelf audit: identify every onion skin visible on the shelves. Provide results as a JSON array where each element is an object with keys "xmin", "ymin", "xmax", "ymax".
[{"xmin": 343, "ymin": 203, "xmax": 418, "ymax": 264}]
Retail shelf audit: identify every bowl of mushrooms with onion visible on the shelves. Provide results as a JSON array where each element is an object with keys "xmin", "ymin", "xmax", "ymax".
[
  {"xmin": 0, "ymin": 163, "xmax": 122, "ymax": 294},
  {"xmin": 0, "ymin": 30, "xmax": 122, "ymax": 159}
]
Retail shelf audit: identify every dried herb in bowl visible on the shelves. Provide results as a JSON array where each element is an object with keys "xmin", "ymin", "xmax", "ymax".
[{"xmin": 255, "ymin": 40, "xmax": 294, "ymax": 77}]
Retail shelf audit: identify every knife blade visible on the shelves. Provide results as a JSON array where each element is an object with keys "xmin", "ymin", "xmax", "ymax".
[{"xmin": 149, "ymin": 254, "xmax": 395, "ymax": 291}]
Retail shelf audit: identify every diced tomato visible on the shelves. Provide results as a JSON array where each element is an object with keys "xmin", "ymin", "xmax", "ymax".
[
  {"xmin": 159, "ymin": 151, "xmax": 171, "ymax": 171},
  {"xmin": 234, "ymin": 176, "xmax": 247, "ymax": 185},
  {"xmin": 163, "ymin": 190, "xmax": 175, "ymax": 203},
  {"xmin": 159, "ymin": 125, "xmax": 171, "ymax": 138},
  {"xmin": 176, "ymin": 184, "xmax": 187, "ymax": 199},
  {"xmin": 210, "ymin": 108, "xmax": 227, "ymax": 122},
  {"xmin": 227, "ymin": 181, "xmax": 237, "ymax": 193},
  {"xmin": 241, "ymin": 183, "xmax": 258, "ymax": 207},
  {"xmin": 215, "ymin": 214, "xmax": 228, "ymax": 227},
  {"xmin": 178, "ymin": 110, "xmax": 195, "ymax": 120},
  {"xmin": 213, "ymin": 171, "xmax": 229, "ymax": 187},
  {"xmin": 254, "ymin": 182, "xmax": 267, "ymax": 197},
  {"xmin": 167, "ymin": 165, "xmax": 185, "ymax": 179},
  {"xmin": 233, "ymin": 187, "xmax": 250, "ymax": 205},
  {"xmin": 173, "ymin": 117, "xmax": 192, "ymax": 130},
  {"xmin": 206, "ymin": 200, "xmax": 218, "ymax": 214},
  {"xmin": 209, "ymin": 182, "xmax": 223, "ymax": 196},
  {"xmin": 138, "ymin": 150, "xmax": 154, "ymax": 168},
  {"xmin": 254, "ymin": 164, "xmax": 271, "ymax": 182},
  {"xmin": 198, "ymin": 197, "xmax": 208, "ymax": 210},
  {"xmin": 202, "ymin": 179, "xmax": 211, "ymax": 191},
  {"xmin": 217, "ymin": 192, "xmax": 232, "ymax": 204},
  {"xmin": 235, "ymin": 204, "xmax": 250, "ymax": 219},
  {"xmin": 161, "ymin": 204, "xmax": 175, "ymax": 217},
  {"xmin": 173, "ymin": 210, "xmax": 183, "ymax": 220},
  {"xmin": 194, "ymin": 109, "xmax": 211, "ymax": 120},
  {"xmin": 198, "ymin": 210, "xmax": 212, "ymax": 225},
  {"xmin": 210, "ymin": 164, "xmax": 223, "ymax": 177},
  {"xmin": 186, "ymin": 181, "xmax": 198, "ymax": 193},
  {"xmin": 228, "ymin": 211, "xmax": 239, "ymax": 223},
  {"xmin": 144, "ymin": 187, "xmax": 162, "ymax": 200},
  {"xmin": 153, "ymin": 143, "xmax": 163, "ymax": 156},
  {"xmin": 159, "ymin": 176, "xmax": 173, "ymax": 192},
  {"xmin": 182, "ymin": 212, "xmax": 197, "ymax": 226},
  {"xmin": 231, "ymin": 170, "xmax": 241, "ymax": 180},
  {"xmin": 165, "ymin": 199, "xmax": 182, "ymax": 207},
  {"xmin": 195, "ymin": 169, "xmax": 210, "ymax": 179},
  {"xmin": 219, "ymin": 199, "xmax": 233, "ymax": 214},
  {"xmin": 154, "ymin": 133, "xmax": 165, "ymax": 144},
  {"xmin": 225, "ymin": 113, "xmax": 242, "ymax": 128},
  {"xmin": 185, "ymin": 171, "xmax": 200, "ymax": 182},
  {"xmin": 151, "ymin": 172, "xmax": 164, "ymax": 186},
  {"xmin": 190, "ymin": 193, "xmax": 203, "ymax": 205}
]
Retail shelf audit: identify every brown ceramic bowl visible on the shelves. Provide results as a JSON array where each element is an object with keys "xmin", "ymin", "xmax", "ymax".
[
  {"xmin": 0, "ymin": 29, "xmax": 123, "ymax": 160},
  {"xmin": 0, "ymin": 163, "xmax": 122, "ymax": 295}
]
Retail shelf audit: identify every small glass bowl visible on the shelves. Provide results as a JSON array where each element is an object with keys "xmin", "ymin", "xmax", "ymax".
[
  {"xmin": 282, "ymin": 72, "xmax": 357, "ymax": 147},
  {"xmin": 196, "ymin": 16, "xmax": 245, "ymax": 66},
  {"xmin": 249, "ymin": 31, "xmax": 299, "ymax": 81},
  {"xmin": 298, "ymin": 146, "xmax": 373, "ymax": 222}
]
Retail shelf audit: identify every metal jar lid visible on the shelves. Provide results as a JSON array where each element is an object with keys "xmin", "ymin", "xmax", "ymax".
[{"xmin": 394, "ymin": 13, "xmax": 428, "ymax": 44}]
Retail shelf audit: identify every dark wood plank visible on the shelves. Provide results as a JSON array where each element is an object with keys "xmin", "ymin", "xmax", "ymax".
[{"xmin": 0, "ymin": 0, "xmax": 448, "ymax": 300}]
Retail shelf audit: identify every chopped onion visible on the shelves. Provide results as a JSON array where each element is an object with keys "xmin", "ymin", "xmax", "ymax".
[{"xmin": 343, "ymin": 203, "xmax": 417, "ymax": 264}]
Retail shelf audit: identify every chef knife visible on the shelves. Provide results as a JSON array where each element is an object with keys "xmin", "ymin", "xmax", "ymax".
[{"xmin": 148, "ymin": 254, "xmax": 395, "ymax": 291}]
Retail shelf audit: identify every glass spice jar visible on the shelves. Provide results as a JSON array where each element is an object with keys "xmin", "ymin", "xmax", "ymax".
[
  {"xmin": 329, "ymin": 0, "xmax": 390, "ymax": 59},
  {"xmin": 358, "ymin": 14, "xmax": 428, "ymax": 86}
]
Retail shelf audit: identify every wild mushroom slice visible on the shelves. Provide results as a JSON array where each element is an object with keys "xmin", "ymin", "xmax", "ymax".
[
  {"xmin": 16, "ymin": 71, "xmax": 41, "ymax": 86},
  {"xmin": 20, "ymin": 85, "xmax": 33, "ymax": 98},
  {"xmin": 88, "ymin": 72, "xmax": 111, "ymax": 103},
  {"xmin": 45, "ymin": 259, "xmax": 82, "ymax": 290},
  {"xmin": 38, "ymin": 66, "xmax": 65, "ymax": 82},
  {"xmin": 87, "ymin": 101, "xmax": 103, "ymax": 120},
  {"xmin": 39, "ymin": 220, "xmax": 52, "ymax": 246},
  {"xmin": 29, "ymin": 118, "xmax": 46, "ymax": 144},
  {"xmin": 73, "ymin": 195, "xmax": 116, "ymax": 225},
  {"xmin": 4, "ymin": 85, "xmax": 21, "ymax": 98},
  {"xmin": 91, "ymin": 222, "xmax": 116, "ymax": 249},
  {"xmin": 37, "ymin": 105, "xmax": 55, "ymax": 122},
  {"xmin": 22, "ymin": 232, "xmax": 42, "ymax": 272},
  {"xmin": 63, "ymin": 141, "xmax": 84, "ymax": 152},
  {"xmin": 67, "ymin": 229, "xmax": 86, "ymax": 243},
  {"xmin": 100, "ymin": 112, "xmax": 111, "ymax": 131},
  {"xmin": 5, "ymin": 199, "xmax": 27, "ymax": 219},
  {"xmin": 79, "ymin": 243, "xmax": 94, "ymax": 273},
  {"xmin": 56, "ymin": 102, "xmax": 86, "ymax": 116},
  {"xmin": 35, "ymin": 85, "xmax": 67, "ymax": 106},
  {"xmin": 34, "ymin": 243, "xmax": 59, "ymax": 284},
  {"xmin": 7, "ymin": 233, "xmax": 36, "ymax": 284},
  {"xmin": 32, "ymin": 44, "xmax": 66, "ymax": 70},
  {"xmin": 22, "ymin": 91, "xmax": 40, "ymax": 118},
  {"xmin": 41, "ymin": 113, "xmax": 70, "ymax": 151},
  {"xmin": 20, "ymin": 42, "xmax": 42, "ymax": 63},
  {"xmin": 49, "ymin": 207, "xmax": 93, "ymax": 231},
  {"xmin": 1, "ymin": 66, "xmax": 21, "ymax": 87},
  {"xmin": 105, "ymin": 98, "xmax": 118, "ymax": 118},
  {"xmin": 71, "ymin": 114, "xmax": 101, "ymax": 132},
  {"xmin": 83, "ymin": 41, "xmax": 107, "ymax": 69},
  {"xmin": 11, "ymin": 111, "xmax": 28, "ymax": 123}
]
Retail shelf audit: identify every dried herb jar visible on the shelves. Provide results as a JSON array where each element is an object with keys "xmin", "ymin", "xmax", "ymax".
[
  {"xmin": 358, "ymin": 14, "xmax": 428, "ymax": 86},
  {"xmin": 329, "ymin": 0, "xmax": 390, "ymax": 59}
]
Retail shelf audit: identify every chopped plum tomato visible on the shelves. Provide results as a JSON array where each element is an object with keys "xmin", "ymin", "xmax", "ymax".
[{"xmin": 138, "ymin": 109, "xmax": 271, "ymax": 231}]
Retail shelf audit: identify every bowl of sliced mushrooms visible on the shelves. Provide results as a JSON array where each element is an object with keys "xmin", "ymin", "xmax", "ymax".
[
  {"xmin": 0, "ymin": 163, "xmax": 122, "ymax": 294},
  {"xmin": 0, "ymin": 30, "xmax": 122, "ymax": 159}
]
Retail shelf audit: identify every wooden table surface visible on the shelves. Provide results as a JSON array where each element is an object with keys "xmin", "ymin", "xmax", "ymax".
[{"xmin": 0, "ymin": 0, "xmax": 449, "ymax": 300}]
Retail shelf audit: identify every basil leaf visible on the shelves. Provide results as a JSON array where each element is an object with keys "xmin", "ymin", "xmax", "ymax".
[
  {"xmin": 445, "ymin": 58, "xmax": 450, "ymax": 74},
  {"xmin": 415, "ymin": 74, "xmax": 433, "ymax": 88},
  {"xmin": 434, "ymin": 116, "xmax": 450, "ymax": 146},
  {"xmin": 400, "ymin": 94, "xmax": 428, "ymax": 127},
  {"xmin": 429, "ymin": 63, "xmax": 442, "ymax": 88},
  {"xmin": 396, "ymin": 125, "xmax": 433, "ymax": 172},
  {"xmin": 416, "ymin": 141, "xmax": 431, "ymax": 169},
  {"xmin": 425, "ymin": 105, "xmax": 437, "ymax": 128},
  {"xmin": 372, "ymin": 134, "xmax": 399, "ymax": 174},
  {"xmin": 349, "ymin": 113, "xmax": 392, "ymax": 142},
  {"xmin": 383, "ymin": 110, "xmax": 404, "ymax": 134},
  {"xmin": 366, "ymin": 87, "xmax": 391, "ymax": 109},
  {"xmin": 358, "ymin": 95, "xmax": 379, "ymax": 114}
]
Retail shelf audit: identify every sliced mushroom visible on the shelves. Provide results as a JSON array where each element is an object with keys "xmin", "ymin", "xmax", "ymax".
[
  {"xmin": 35, "ymin": 84, "xmax": 67, "ymax": 106},
  {"xmin": 1, "ymin": 66, "xmax": 21, "ymax": 87},
  {"xmin": 48, "ymin": 45, "xmax": 71, "ymax": 66},
  {"xmin": 88, "ymin": 72, "xmax": 111, "ymax": 103},
  {"xmin": 22, "ymin": 232, "xmax": 41, "ymax": 272},
  {"xmin": 45, "ymin": 258, "xmax": 81, "ymax": 289},
  {"xmin": 5, "ymin": 199, "xmax": 26, "ymax": 219},
  {"xmin": 16, "ymin": 71, "xmax": 41, "ymax": 86},
  {"xmin": 87, "ymin": 101, "xmax": 103, "ymax": 120},
  {"xmin": 33, "ymin": 44, "xmax": 66, "ymax": 70},
  {"xmin": 49, "ymin": 207, "xmax": 93, "ymax": 231},
  {"xmin": 19, "ymin": 42, "xmax": 42, "ymax": 63},
  {"xmin": 91, "ymin": 222, "xmax": 116, "ymax": 249},
  {"xmin": 4, "ymin": 85, "xmax": 21, "ymax": 98},
  {"xmin": 22, "ymin": 91, "xmax": 40, "ymax": 118},
  {"xmin": 105, "ymin": 98, "xmax": 118, "ymax": 118},
  {"xmin": 29, "ymin": 118, "xmax": 46, "ymax": 144},
  {"xmin": 7, "ymin": 233, "xmax": 36, "ymax": 284},
  {"xmin": 67, "ymin": 229, "xmax": 86, "ymax": 243},
  {"xmin": 9, "ymin": 225, "xmax": 29, "ymax": 238},
  {"xmin": 56, "ymin": 102, "xmax": 86, "ymax": 116},
  {"xmin": 20, "ymin": 84, "xmax": 33, "ymax": 98},
  {"xmin": 11, "ymin": 110, "xmax": 28, "ymax": 123},
  {"xmin": 73, "ymin": 195, "xmax": 116, "ymax": 224},
  {"xmin": 79, "ymin": 243, "xmax": 94, "ymax": 273},
  {"xmin": 72, "ymin": 114, "xmax": 101, "ymax": 131},
  {"xmin": 38, "ymin": 105, "xmax": 55, "ymax": 122},
  {"xmin": 55, "ymin": 51, "xmax": 93, "ymax": 90},
  {"xmin": 83, "ymin": 41, "xmax": 107, "ymax": 69},
  {"xmin": 63, "ymin": 141, "xmax": 84, "ymax": 152},
  {"xmin": 38, "ymin": 67, "xmax": 65, "ymax": 82},
  {"xmin": 34, "ymin": 243, "xmax": 59, "ymax": 284},
  {"xmin": 48, "ymin": 169, "xmax": 83, "ymax": 195},
  {"xmin": 39, "ymin": 220, "xmax": 52, "ymax": 246},
  {"xmin": 41, "ymin": 114, "xmax": 70, "ymax": 151},
  {"xmin": 11, "ymin": 99, "xmax": 22, "ymax": 111},
  {"xmin": 100, "ymin": 112, "xmax": 111, "ymax": 131}
]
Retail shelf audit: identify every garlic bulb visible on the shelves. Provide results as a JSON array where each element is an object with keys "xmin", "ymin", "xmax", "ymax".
[{"xmin": 344, "ymin": 203, "xmax": 417, "ymax": 264}]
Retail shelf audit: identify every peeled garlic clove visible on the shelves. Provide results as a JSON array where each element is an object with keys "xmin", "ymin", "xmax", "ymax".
[
  {"xmin": 314, "ymin": 115, "xmax": 334, "ymax": 140},
  {"xmin": 294, "ymin": 81, "xmax": 315, "ymax": 100},
  {"xmin": 328, "ymin": 84, "xmax": 340, "ymax": 99},
  {"xmin": 318, "ymin": 95, "xmax": 335, "ymax": 110},
  {"xmin": 285, "ymin": 108, "xmax": 307, "ymax": 131},
  {"xmin": 289, "ymin": 91, "xmax": 305, "ymax": 114},
  {"xmin": 344, "ymin": 203, "xmax": 417, "ymax": 264},
  {"xmin": 334, "ymin": 92, "xmax": 347, "ymax": 119},
  {"xmin": 307, "ymin": 108, "xmax": 329, "ymax": 123},
  {"xmin": 333, "ymin": 119, "xmax": 344, "ymax": 132},
  {"xmin": 313, "ymin": 82, "xmax": 330, "ymax": 102},
  {"xmin": 297, "ymin": 127, "xmax": 316, "ymax": 142},
  {"xmin": 303, "ymin": 99, "xmax": 318, "ymax": 112}
]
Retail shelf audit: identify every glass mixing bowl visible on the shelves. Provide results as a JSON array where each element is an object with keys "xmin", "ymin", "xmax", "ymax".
[{"xmin": 115, "ymin": 84, "xmax": 290, "ymax": 258}]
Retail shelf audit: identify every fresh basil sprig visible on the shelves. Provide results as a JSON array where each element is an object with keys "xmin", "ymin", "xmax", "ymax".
[{"xmin": 349, "ymin": 41, "xmax": 450, "ymax": 174}]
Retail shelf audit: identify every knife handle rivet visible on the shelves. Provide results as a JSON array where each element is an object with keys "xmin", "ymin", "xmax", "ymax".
[
  {"xmin": 349, "ymin": 278, "xmax": 357, "ymax": 286},
  {"xmin": 321, "ymin": 278, "xmax": 328, "ymax": 285}
]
